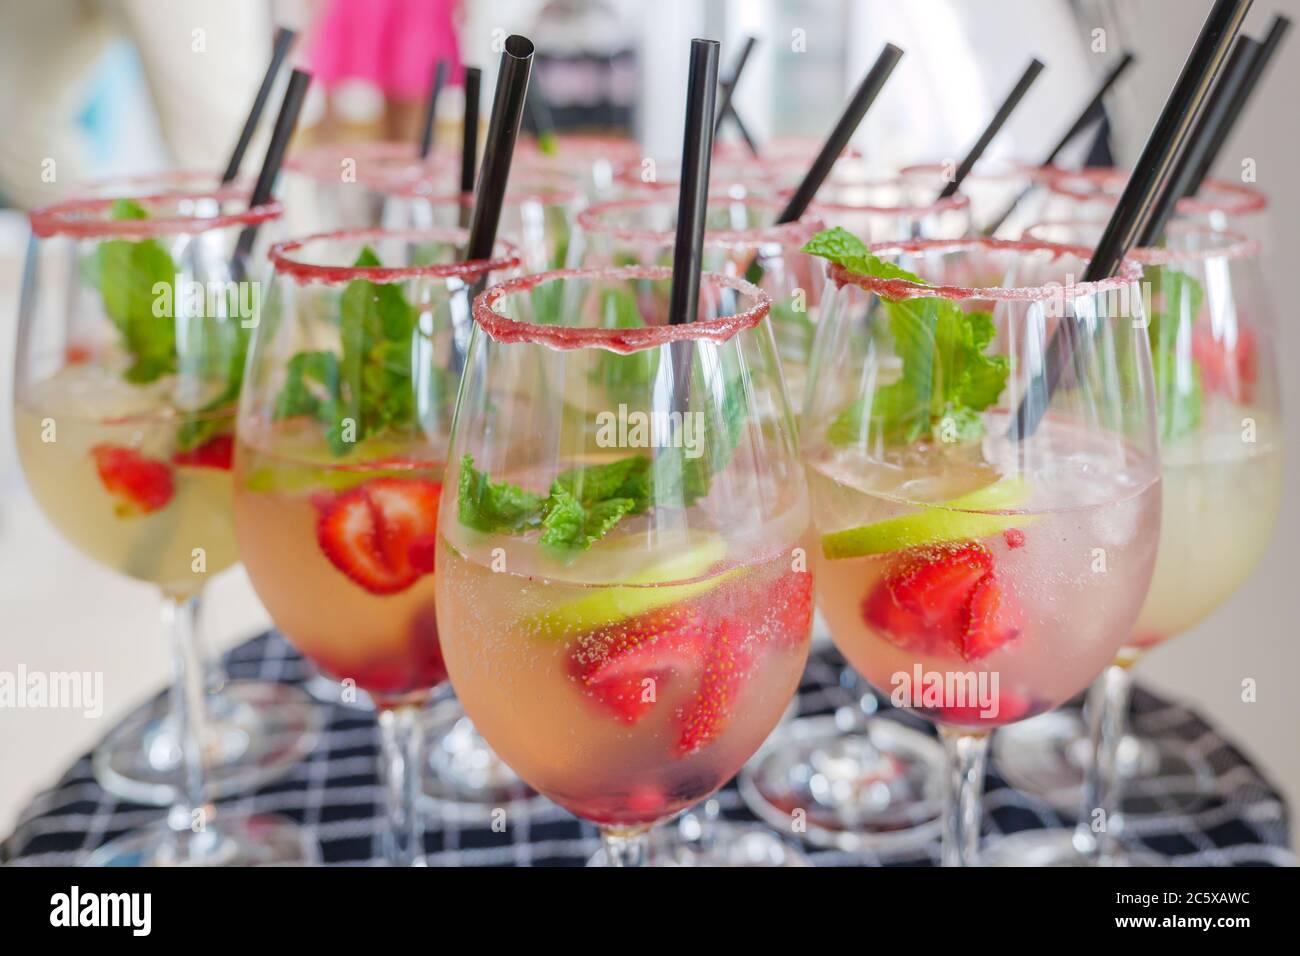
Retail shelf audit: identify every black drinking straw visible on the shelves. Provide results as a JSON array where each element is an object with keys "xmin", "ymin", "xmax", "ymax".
[
  {"xmin": 1160, "ymin": 35, "xmax": 1260, "ymax": 221},
  {"xmin": 1186, "ymin": 14, "xmax": 1291, "ymax": 195},
  {"xmin": 464, "ymin": 38, "xmax": 533, "ymax": 271},
  {"xmin": 713, "ymin": 36, "xmax": 759, "ymax": 156},
  {"xmin": 233, "ymin": 68, "xmax": 311, "ymax": 273},
  {"xmin": 1010, "ymin": 0, "xmax": 1254, "ymax": 441},
  {"xmin": 776, "ymin": 43, "xmax": 904, "ymax": 226},
  {"xmin": 742, "ymin": 42, "xmax": 903, "ymax": 286},
  {"xmin": 460, "ymin": 67, "xmax": 483, "ymax": 195},
  {"xmin": 937, "ymin": 58, "xmax": 1045, "ymax": 201},
  {"xmin": 667, "ymin": 39, "xmax": 721, "ymax": 329},
  {"xmin": 221, "ymin": 27, "xmax": 296, "ymax": 184},
  {"xmin": 418, "ymin": 59, "xmax": 448, "ymax": 159},
  {"xmin": 982, "ymin": 51, "xmax": 1135, "ymax": 235}
]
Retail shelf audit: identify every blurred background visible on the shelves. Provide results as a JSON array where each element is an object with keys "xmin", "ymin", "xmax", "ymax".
[{"xmin": 1, "ymin": 0, "xmax": 1296, "ymax": 841}]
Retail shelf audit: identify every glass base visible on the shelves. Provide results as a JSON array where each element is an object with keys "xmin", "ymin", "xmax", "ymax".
[
  {"xmin": 738, "ymin": 714, "xmax": 945, "ymax": 855},
  {"xmin": 993, "ymin": 711, "xmax": 1217, "ymax": 818},
  {"xmin": 302, "ymin": 666, "xmax": 375, "ymax": 711},
  {"xmin": 981, "ymin": 828, "xmax": 1166, "ymax": 867},
  {"xmin": 420, "ymin": 697, "xmax": 545, "ymax": 821},
  {"xmin": 586, "ymin": 822, "xmax": 812, "ymax": 867},
  {"xmin": 84, "ymin": 813, "xmax": 319, "ymax": 866},
  {"xmin": 93, "ymin": 681, "xmax": 322, "ymax": 806}
]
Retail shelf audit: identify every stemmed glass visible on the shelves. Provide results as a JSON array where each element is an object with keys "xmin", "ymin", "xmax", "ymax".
[
  {"xmin": 14, "ymin": 186, "xmax": 318, "ymax": 865},
  {"xmin": 800, "ymin": 233, "xmax": 1162, "ymax": 865},
  {"xmin": 987, "ymin": 220, "xmax": 1282, "ymax": 864},
  {"xmin": 434, "ymin": 266, "xmax": 816, "ymax": 866},
  {"xmin": 233, "ymin": 228, "xmax": 520, "ymax": 865},
  {"xmin": 45, "ymin": 172, "xmax": 323, "ymax": 811},
  {"xmin": 738, "ymin": 174, "xmax": 974, "ymax": 856}
]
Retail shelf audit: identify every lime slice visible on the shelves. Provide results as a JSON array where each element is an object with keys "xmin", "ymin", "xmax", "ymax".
[
  {"xmin": 525, "ymin": 533, "xmax": 736, "ymax": 638},
  {"xmin": 821, "ymin": 477, "xmax": 1035, "ymax": 560}
]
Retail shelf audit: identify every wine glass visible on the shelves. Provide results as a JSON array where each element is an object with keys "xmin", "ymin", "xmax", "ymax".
[
  {"xmin": 986, "ymin": 219, "xmax": 1282, "ymax": 865},
  {"xmin": 738, "ymin": 173, "xmax": 975, "ymax": 856},
  {"xmin": 233, "ymin": 227, "xmax": 520, "ymax": 865},
  {"xmin": 800, "ymin": 234, "xmax": 1161, "ymax": 865},
  {"xmin": 42, "ymin": 171, "xmax": 324, "ymax": 811},
  {"xmin": 15, "ymin": 185, "xmax": 318, "ymax": 865},
  {"xmin": 435, "ymin": 265, "xmax": 815, "ymax": 866}
]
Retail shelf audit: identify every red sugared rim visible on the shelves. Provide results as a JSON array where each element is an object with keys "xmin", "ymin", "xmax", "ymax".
[
  {"xmin": 1046, "ymin": 167, "xmax": 1268, "ymax": 217},
  {"xmin": 473, "ymin": 266, "xmax": 771, "ymax": 354},
  {"xmin": 516, "ymin": 133, "xmax": 643, "ymax": 164},
  {"xmin": 269, "ymin": 227, "xmax": 521, "ymax": 285},
  {"xmin": 1022, "ymin": 220, "xmax": 1261, "ymax": 265},
  {"xmin": 576, "ymin": 196, "xmax": 824, "ymax": 249},
  {"xmin": 30, "ymin": 189, "xmax": 282, "ymax": 239},
  {"xmin": 899, "ymin": 159, "xmax": 1063, "ymax": 186},
  {"xmin": 830, "ymin": 236, "xmax": 1144, "ymax": 301},
  {"xmin": 283, "ymin": 139, "xmax": 452, "ymax": 190},
  {"xmin": 392, "ymin": 167, "xmax": 585, "ymax": 205},
  {"xmin": 787, "ymin": 168, "xmax": 972, "ymax": 218}
]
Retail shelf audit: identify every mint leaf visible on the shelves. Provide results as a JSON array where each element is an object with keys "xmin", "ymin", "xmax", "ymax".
[
  {"xmin": 1148, "ymin": 268, "xmax": 1204, "ymax": 442},
  {"xmin": 538, "ymin": 484, "xmax": 636, "ymax": 551},
  {"xmin": 801, "ymin": 226, "xmax": 923, "ymax": 283},
  {"xmin": 553, "ymin": 454, "xmax": 651, "ymax": 510},
  {"xmin": 458, "ymin": 455, "xmax": 545, "ymax": 533},
  {"xmin": 804, "ymin": 228, "xmax": 1009, "ymax": 446},
  {"xmin": 97, "ymin": 201, "xmax": 178, "ymax": 385}
]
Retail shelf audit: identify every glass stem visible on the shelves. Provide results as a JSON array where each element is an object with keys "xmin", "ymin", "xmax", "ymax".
[
  {"xmin": 938, "ymin": 727, "xmax": 989, "ymax": 867},
  {"xmin": 163, "ymin": 594, "xmax": 214, "ymax": 859},
  {"xmin": 187, "ymin": 593, "xmax": 229, "ymax": 695},
  {"xmin": 1075, "ymin": 663, "xmax": 1133, "ymax": 863},
  {"xmin": 600, "ymin": 825, "xmax": 651, "ymax": 867},
  {"xmin": 377, "ymin": 705, "xmax": 425, "ymax": 866}
]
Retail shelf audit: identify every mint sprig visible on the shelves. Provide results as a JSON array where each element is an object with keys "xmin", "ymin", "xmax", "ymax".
[
  {"xmin": 804, "ymin": 227, "xmax": 1009, "ymax": 446},
  {"xmin": 97, "ymin": 199, "xmax": 178, "ymax": 384},
  {"xmin": 273, "ymin": 247, "xmax": 448, "ymax": 455}
]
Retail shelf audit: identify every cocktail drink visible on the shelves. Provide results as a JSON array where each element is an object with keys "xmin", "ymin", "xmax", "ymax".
[
  {"xmin": 987, "ymin": 220, "xmax": 1283, "ymax": 865},
  {"xmin": 569, "ymin": 196, "xmax": 824, "ymax": 408},
  {"xmin": 739, "ymin": 174, "xmax": 978, "ymax": 855},
  {"xmin": 799, "ymin": 231, "xmax": 1162, "ymax": 865},
  {"xmin": 14, "ymin": 186, "xmax": 318, "ymax": 865},
  {"xmin": 233, "ymin": 228, "xmax": 520, "ymax": 864},
  {"xmin": 435, "ymin": 266, "xmax": 815, "ymax": 864}
]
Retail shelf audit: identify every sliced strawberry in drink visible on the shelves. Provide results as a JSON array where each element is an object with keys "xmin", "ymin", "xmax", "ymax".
[
  {"xmin": 91, "ymin": 444, "xmax": 174, "ymax": 515},
  {"xmin": 172, "ymin": 433, "xmax": 234, "ymax": 470},
  {"xmin": 569, "ymin": 605, "xmax": 710, "ymax": 724},
  {"xmin": 956, "ymin": 572, "xmax": 1021, "ymax": 661},
  {"xmin": 676, "ymin": 618, "xmax": 754, "ymax": 756},
  {"xmin": 934, "ymin": 690, "xmax": 1032, "ymax": 727},
  {"xmin": 863, "ymin": 543, "xmax": 993, "ymax": 653},
  {"xmin": 1192, "ymin": 324, "xmax": 1258, "ymax": 404},
  {"xmin": 316, "ymin": 478, "xmax": 442, "ymax": 594}
]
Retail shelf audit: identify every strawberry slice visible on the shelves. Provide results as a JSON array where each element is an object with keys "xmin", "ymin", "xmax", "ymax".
[
  {"xmin": 957, "ymin": 572, "xmax": 1021, "ymax": 661},
  {"xmin": 934, "ymin": 690, "xmax": 1032, "ymax": 726},
  {"xmin": 569, "ymin": 605, "xmax": 710, "ymax": 724},
  {"xmin": 316, "ymin": 478, "xmax": 442, "ymax": 594},
  {"xmin": 1192, "ymin": 324, "xmax": 1257, "ymax": 404},
  {"xmin": 863, "ymin": 543, "xmax": 992, "ymax": 653},
  {"xmin": 677, "ymin": 618, "xmax": 754, "ymax": 755},
  {"xmin": 91, "ymin": 445, "xmax": 174, "ymax": 515},
  {"xmin": 172, "ymin": 434, "xmax": 234, "ymax": 470}
]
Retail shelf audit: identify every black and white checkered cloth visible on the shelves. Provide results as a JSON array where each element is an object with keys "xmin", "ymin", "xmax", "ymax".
[{"xmin": 3, "ymin": 632, "xmax": 1293, "ymax": 866}]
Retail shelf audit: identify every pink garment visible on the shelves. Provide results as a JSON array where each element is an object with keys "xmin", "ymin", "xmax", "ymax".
[{"xmin": 309, "ymin": 0, "xmax": 462, "ymax": 99}]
